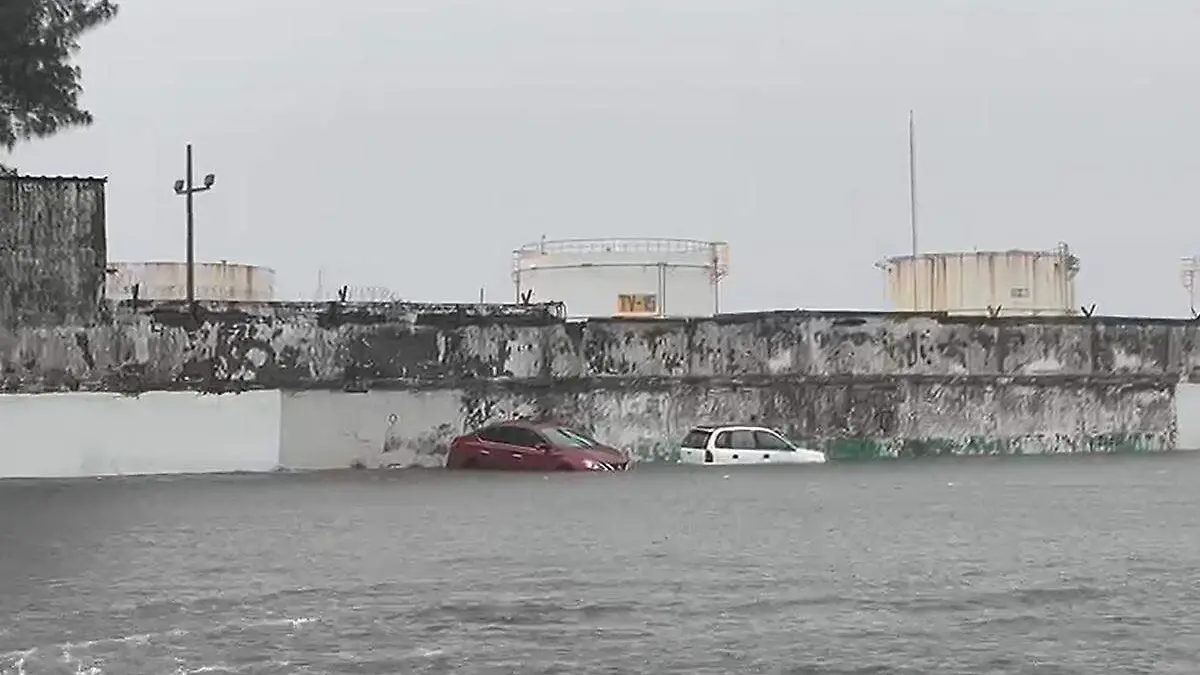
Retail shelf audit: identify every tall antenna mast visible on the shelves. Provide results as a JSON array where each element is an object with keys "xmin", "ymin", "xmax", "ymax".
[
  {"xmin": 908, "ymin": 109, "xmax": 919, "ymax": 258},
  {"xmin": 908, "ymin": 109, "xmax": 920, "ymax": 310}
]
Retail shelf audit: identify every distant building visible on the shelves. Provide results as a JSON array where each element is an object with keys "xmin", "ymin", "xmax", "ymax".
[
  {"xmin": 0, "ymin": 175, "xmax": 107, "ymax": 327},
  {"xmin": 877, "ymin": 243, "xmax": 1080, "ymax": 316},
  {"xmin": 512, "ymin": 237, "xmax": 730, "ymax": 318},
  {"xmin": 105, "ymin": 261, "xmax": 276, "ymax": 302}
]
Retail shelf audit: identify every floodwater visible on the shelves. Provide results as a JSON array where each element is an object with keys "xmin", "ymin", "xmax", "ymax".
[{"xmin": 2, "ymin": 454, "xmax": 1199, "ymax": 674}]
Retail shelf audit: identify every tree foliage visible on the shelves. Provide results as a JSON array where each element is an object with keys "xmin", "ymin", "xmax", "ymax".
[{"xmin": 0, "ymin": 0, "xmax": 118, "ymax": 154}]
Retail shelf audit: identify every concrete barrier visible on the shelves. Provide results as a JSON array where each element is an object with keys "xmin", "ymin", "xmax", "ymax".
[
  {"xmin": 0, "ymin": 382, "xmax": 1187, "ymax": 479},
  {"xmin": 2, "ymin": 304, "xmax": 1198, "ymax": 472},
  {"xmin": 278, "ymin": 390, "xmax": 464, "ymax": 470},
  {"xmin": 0, "ymin": 391, "xmax": 282, "ymax": 479},
  {"xmin": 271, "ymin": 382, "xmax": 1178, "ymax": 468},
  {"xmin": 1176, "ymin": 383, "xmax": 1200, "ymax": 450}
]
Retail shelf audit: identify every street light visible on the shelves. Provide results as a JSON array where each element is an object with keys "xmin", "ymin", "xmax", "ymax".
[
  {"xmin": 1182, "ymin": 255, "xmax": 1200, "ymax": 317},
  {"xmin": 172, "ymin": 143, "xmax": 216, "ymax": 304}
]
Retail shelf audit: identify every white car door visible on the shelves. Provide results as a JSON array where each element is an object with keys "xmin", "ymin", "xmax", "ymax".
[
  {"xmin": 755, "ymin": 429, "xmax": 827, "ymax": 464},
  {"xmin": 679, "ymin": 428, "xmax": 714, "ymax": 464},
  {"xmin": 753, "ymin": 429, "xmax": 797, "ymax": 463},
  {"xmin": 711, "ymin": 429, "xmax": 760, "ymax": 464}
]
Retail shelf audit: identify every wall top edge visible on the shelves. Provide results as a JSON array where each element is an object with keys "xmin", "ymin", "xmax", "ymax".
[
  {"xmin": 0, "ymin": 175, "xmax": 108, "ymax": 183},
  {"xmin": 31, "ymin": 301, "xmax": 1195, "ymax": 329}
]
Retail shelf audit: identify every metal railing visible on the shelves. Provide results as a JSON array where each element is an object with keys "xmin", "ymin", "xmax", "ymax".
[{"xmin": 515, "ymin": 237, "xmax": 726, "ymax": 256}]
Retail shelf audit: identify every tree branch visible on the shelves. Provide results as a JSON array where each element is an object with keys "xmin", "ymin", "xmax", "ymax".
[{"xmin": 0, "ymin": 0, "xmax": 119, "ymax": 150}]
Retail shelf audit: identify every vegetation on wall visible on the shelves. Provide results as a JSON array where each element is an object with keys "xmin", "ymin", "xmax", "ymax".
[{"xmin": 0, "ymin": 0, "xmax": 118, "ymax": 172}]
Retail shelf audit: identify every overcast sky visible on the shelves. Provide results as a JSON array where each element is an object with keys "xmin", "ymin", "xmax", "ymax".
[{"xmin": 8, "ymin": 1, "xmax": 1200, "ymax": 315}]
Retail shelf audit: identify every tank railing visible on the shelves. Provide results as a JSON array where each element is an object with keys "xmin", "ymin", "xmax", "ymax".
[
  {"xmin": 894, "ymin": 306, "xmax": 1082, "ymax": 316},
  {"xmin": 514, "ymin": 238, "xmax": 727, "ymax": 257},
  {"xmin": 877, "ymin": 247, "xmax": 1076, "ymax": 266},
  {"xmin": 514, "ymin": 261, "xmax": 720, "ymax": 272}
]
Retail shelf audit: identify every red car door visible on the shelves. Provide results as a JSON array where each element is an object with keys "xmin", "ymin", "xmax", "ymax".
[
  {"xmin": 471, "ymin": 426, "xmax": 520, "ymax": 469},
  {"xmin": 470, "ymin": 426, "xmax": 544, "ymax": 470},
  {"xmin": 492, "ymin": 427, "xmax": 554, "ymax": 470},
  {"xmin": 512, "ymin": 428, "xmax": 556, "ymax": 470}
]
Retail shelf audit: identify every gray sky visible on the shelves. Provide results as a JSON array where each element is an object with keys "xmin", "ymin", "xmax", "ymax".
[{"xmin": 9, "ymin": 1, "xmax": 1200, "ymax": 315}]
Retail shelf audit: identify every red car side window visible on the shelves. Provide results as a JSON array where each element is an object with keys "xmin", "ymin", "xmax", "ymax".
[
  {"xmin": 477, "ymin": 427, "xmax": 504, "ymax": 443},
  {"xmin": 510, "ymin": 429, "xmax": 544, "ymax": 448}
]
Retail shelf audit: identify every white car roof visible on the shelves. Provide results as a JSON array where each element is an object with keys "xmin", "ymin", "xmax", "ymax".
[{"xmin": 693, "ymin": 425, "xmax": 781, "ymax": 434}]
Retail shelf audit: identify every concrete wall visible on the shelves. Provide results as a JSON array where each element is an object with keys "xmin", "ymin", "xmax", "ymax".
[
  {"xmin": 0, "ymin": 176, "xmax": 107, "ymax": 327},
  {"xmin": 274, "ymin": 380, "xmax": 1176, "ymax": 469},
  {"xmin": 0, "ymin": 301, "xmax": 1194, "ymax": 471},
  {"xmin": 1175, "ymin": 383, "xmax": 1200, "ymax": 450},
  {"xmin": 0, "ymin": 390, "xmax": 280, "ymax": 478}
]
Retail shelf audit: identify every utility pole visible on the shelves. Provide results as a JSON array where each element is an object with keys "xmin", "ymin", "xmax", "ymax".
[
  {"xmin": 173, "ymin": 144, "xmax": 216, "ymax": 304},
  {"xmin": 908, "ymin": 110, "xmax": 920, "ymax": 310}
]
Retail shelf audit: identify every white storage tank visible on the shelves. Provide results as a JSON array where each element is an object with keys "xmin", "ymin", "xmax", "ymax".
[
  {"xmin": 877, "ymin": 243, "xmax": 1080, "ymax": 316},
  {"xmin": 105, "ymin": 261, "xmax": 276, "ymax": 302},
  {"xmin": 512, "ymin": 238, "xmax": 730, "ymax": 318}
]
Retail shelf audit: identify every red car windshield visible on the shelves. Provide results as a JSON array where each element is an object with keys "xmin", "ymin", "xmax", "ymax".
[{"xmin": 541, "ymin": 427, "xmax": 600, "ymax": 449}]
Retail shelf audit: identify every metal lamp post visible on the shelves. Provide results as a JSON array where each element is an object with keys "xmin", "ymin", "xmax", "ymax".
[
  {"xmin": 172, "ymin": 143, "xmax": 216, "ymax": 304},
  {"xmin": 1182, "ymin": 255, "xmax": 1200, "ymax": 317}
]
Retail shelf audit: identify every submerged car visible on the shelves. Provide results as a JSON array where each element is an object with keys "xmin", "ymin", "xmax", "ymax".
[
  {"xmin": 678, "ymin": 425, "xmax": 827, "ymax": 466},
  {"xmin": 446, "ymin": 420, "xmax": 632, "ymax": 471}
]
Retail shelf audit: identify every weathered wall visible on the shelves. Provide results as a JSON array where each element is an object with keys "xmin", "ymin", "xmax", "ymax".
[
  {"xmin": 0, "ymin": 302, "xmax": 1193, "ymax": 464},
  {"xmin": 0, "ymin": 176, "xmax": 107, "ymax": 327},
  {"xmin": 0, "ymin": 390, "xmax": 280, "ymax": 478},
  {"xmin": 276, "ymin": 381, "xmax": 1175, "ymax": 468}
]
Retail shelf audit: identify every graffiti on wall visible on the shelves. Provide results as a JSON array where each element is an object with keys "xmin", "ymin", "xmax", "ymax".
[{"xmin": 378, "ymin": 412, "xmax": 458, "ymax": 468}]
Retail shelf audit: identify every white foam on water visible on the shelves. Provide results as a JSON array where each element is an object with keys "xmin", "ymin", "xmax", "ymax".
[
  {"xmin": 0, "ymin": 648, "xmax": 37, "ymax": 675},
  {"xmin": 245, "ymin": 616, "xmax": 318, "ymax": 629},
  {"xmin": 0, "ymin": 628, "xmax": 192, "ymax": 675},
  {"xmin": 175, "ymin": 664, "xmax": 283, "ymax": 674}
]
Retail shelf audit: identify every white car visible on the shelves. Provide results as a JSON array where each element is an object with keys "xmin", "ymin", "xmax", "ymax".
[{"xmin": 678, "ymin": 425, "xmax": 827, "ymax": 466}]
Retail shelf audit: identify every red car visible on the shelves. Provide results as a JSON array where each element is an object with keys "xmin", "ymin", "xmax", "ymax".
[{"xmin": 445, "ymin": 420, "xmax": 632, "ymax": 471}]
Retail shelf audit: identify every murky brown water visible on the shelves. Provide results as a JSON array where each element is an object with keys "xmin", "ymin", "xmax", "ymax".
[{"xmin": 2, "ymin": 455, "xmax": 1198, "ymax": 674}]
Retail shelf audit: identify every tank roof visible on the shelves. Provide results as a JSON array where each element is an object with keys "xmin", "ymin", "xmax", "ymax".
[
  {"xmin": 109, "ymin": 260, "xmax": 275, "ymax": 273},
  {"xmin": 881, "ymin": 246, "xmax": 1076, "ymax": 264},
  {"xmin": 514, "ymin": 237, "xmax": 726, "ymax": 256}
]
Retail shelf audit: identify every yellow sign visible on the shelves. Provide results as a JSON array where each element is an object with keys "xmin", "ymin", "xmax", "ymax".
[{"xmin": 617, "ymin": 293, "xmax": 658, "ymax": 315}]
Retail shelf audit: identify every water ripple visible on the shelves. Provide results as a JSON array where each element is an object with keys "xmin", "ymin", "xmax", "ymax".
[{"xmin": 2, "ymin": 456, "xmax": 1199, "ymax": 673}]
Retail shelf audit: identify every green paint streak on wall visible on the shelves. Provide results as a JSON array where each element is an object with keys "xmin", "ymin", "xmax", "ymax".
[
  {"xmin": 1082, "ymin": 433, "xmax": 1164, "ymax": 454},
  {"xmin": 631, "ymin": 440, "xmax": 681, "ymax": 464},
  {"xmin": 825, "ymin": 438, "xmax": 891, "ymax": 461}
]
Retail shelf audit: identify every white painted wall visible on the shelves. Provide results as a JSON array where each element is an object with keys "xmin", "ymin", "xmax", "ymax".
[
  {"xmin": 278, "ymin": 390, "xmax": 496, "ymax": 470},
  {"xmin": 1175, "ymin": 383, "xmax": 1200, "ymax": 450},
  {"xmin": 0, "ymin": 391, "xmax": 282, "ymax": 479}
]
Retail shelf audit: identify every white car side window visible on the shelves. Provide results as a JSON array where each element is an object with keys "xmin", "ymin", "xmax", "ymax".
[
  {"xmin": 754, "ymin": 430, "xmax": 793, "ymax": 451},
  {"xmin": 728, "ymin": 430, "xmax": 756, "ymax": 448}
]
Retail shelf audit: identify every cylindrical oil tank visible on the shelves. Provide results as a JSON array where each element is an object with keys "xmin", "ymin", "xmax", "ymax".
[
  {"xmin": 104, "ymin": 261, "xmax": 277, "ymax": 302},
  {"xmin": 512, "ymin": 238, "xmax": 730, "ymax": 318},
  {"xmin": 876, "ymin": 243, "xmax": 1080, "ymax": 316}
]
